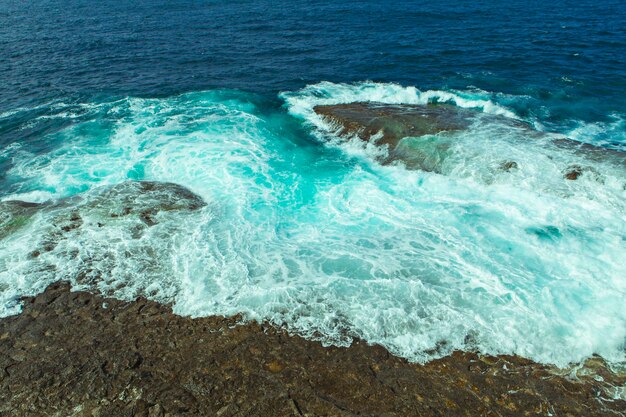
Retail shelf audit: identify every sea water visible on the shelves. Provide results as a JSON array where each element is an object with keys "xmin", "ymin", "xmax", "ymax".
[{"xmin": 0, "ymin": 0, "xmax": 624, "ymax": 368}]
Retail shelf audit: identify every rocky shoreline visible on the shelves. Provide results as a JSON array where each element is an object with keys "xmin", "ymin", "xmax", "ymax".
[{"xmin": 1, "ymin": 282, "xmax": 624, "ymax": 417}]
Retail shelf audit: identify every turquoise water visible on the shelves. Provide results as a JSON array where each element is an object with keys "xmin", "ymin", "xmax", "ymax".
[
  {"xmin": 1, "ymin": 0, "xmax": 625, "ymax": 369},
  {"xmin": 0, "ymin": 83, "xmax": 624, "ymax": 368}
]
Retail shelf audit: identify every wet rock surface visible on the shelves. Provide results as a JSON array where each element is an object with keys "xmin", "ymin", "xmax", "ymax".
[
  {"xmin": 1, "ymin": 181, "xmax": 207, "ymax": 309},
  {"xmin": 82, "ymin": 181, "xmax": 206, "ymax": 224},
  {"xmin": 563, "ymin": 164, "xmax": 603, "ymax": 181},
  {"xmin": 314, "ymin": 102, "xmax": 473, "ymax": 171},
  {"xmin": 0, "ymin": 200, "xmax": 46, "ymax": 240},
  {"xmin": 1, "ymin": 282, "xmax": 624, "ymax": 417},
  {"xmin": 1, "ymin": 181, "xmax": 206, "ymax": 243},
  {"xmin": 313, "ymin": 102, "xmax": 625, "ymax": 175},
  {"xmin": 313, "ymin": 102, "xmax": 532, "ymax": 172},
  {"xmin": 313, "ymin": 102, "xmax": 476, "ymax": 147}
]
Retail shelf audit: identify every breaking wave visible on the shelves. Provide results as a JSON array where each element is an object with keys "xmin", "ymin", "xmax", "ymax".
[{"xmin": 0, "ymin": 84, "xmax": 624, "ymax": 368}]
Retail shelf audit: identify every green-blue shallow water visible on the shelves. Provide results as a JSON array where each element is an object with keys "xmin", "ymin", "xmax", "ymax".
[{"xmin": 1, "ymin": 83, "xmax": 624, "ymax": 368}]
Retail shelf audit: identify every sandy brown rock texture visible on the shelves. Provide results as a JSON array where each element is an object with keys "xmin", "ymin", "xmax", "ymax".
[{"xmin": 1, "ymin": 282, "xmax": 624, "ymax": 417}]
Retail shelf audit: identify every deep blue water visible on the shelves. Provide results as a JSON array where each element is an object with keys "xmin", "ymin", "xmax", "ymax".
[
  {"xmin": 2, "ymin": 0, "xmax": 626, "ymax": 118},
  {"xmin": 0, "ymin": 0, "xmax": 625, "ymax": 367}
]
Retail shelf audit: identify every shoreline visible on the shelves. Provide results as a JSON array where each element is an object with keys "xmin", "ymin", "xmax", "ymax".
[{"xmin": 1, "ymin": 281, "xmax": 624, "ymax": 417}]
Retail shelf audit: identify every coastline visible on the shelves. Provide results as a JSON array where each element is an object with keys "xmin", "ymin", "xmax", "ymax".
[
  {"xmin": 2, "ymin": 1, "xmax": 626, "ymax": 416},
  {"xmin": 1, "ymin": 282, "xmax": 623, "ymax": 417}
]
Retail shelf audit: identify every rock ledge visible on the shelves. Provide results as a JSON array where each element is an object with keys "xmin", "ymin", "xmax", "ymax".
[{"xmin": 1, "ymin": 282, "xmax": 624, "ymax": 417}]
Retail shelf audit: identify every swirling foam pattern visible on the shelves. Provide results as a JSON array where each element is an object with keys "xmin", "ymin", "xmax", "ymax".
[{"xmin": 0, "ymin": 84, "xmax": 624, "ymax": 368}]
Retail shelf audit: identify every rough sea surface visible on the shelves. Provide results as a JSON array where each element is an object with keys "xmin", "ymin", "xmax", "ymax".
[{"xmin": 0, "ymin": 0, "xmax": 625, "ymax": 368}]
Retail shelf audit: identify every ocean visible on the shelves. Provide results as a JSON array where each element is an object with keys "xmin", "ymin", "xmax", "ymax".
[{"xmin": 0, "ymin": 0, "xmax": 625, "ymax": 368}]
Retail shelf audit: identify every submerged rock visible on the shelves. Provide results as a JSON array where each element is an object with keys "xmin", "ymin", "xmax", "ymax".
[
  {"xmin": 84, "ymin": 181, "xmax": 206, "ymax": 223},
  {"xmin": 563, "ymin": 164, "xmax": 603, "ymax": 181},
  {"xmin": 313, "ymin": 102, "xmax": 625, "ymax": 177},
  {"xmin": 499, "ymin": 160, "xmax": 519, "ymax": 172},
  {"xmin": 553, "ymin": 138, "xmax": 626, "ymax": 166},
  {"xmin": 314, "ymin": 102, "xmax": 531, "ymax": 172},
  {"xmin": 2, "ymin": 181, "xmax": 206, "ymax": 296},
  {"xmin": 0, "ymin": 200, "xmax": 46, "ymax": 240},
  {"xmin": 1, "ymin": 181, "xmax": 205, "ymax": 242},
  {"xmin": 44, "ymin": 181, "xmax": 203, "ymax": 278},
  {"xmin": 0, "ymin": 282, "xmax": 623, "ymax": 416}
]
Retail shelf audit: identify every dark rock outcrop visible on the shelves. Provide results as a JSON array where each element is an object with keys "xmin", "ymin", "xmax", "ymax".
[
  {"xmin": 313, "ymin": 102, "xmax": 625, "ymax": 176},
  {"xmin": 314, "ymin": 102, "xmax": 476, "ymax": 147},
  {"xmin": 1, "ymin": 282, "xmax": 623, "ymax": 417},
  {"xmin": 313, "ymin": 102, "xmax": 529, "ymax": 171}
]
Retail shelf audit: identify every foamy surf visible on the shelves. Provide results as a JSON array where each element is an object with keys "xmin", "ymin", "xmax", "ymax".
[{"xmin": 0, "ymin": 85, "xmax": 624, "ymax": 369}]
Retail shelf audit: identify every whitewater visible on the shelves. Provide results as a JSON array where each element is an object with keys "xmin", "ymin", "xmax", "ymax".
[{"xmin": 0, "ymin": 82, "xmax": 624, "ymax": 369}]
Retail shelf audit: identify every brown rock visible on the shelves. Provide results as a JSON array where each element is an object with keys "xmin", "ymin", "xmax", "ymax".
[
  {"xmin": 563, "ymin": 164, "xmax": 604, "ymax": 181},
  {"xmin": 314, "ymin": 102, "xmax": 475, "ymax": 146},
  {"xmin": 0, "ymin": 282, "xmax": 623, "ymax": 417},
  {"xmin": 314, "ymin": 102, "xmax": 480, "ymax": 171},
  {"xmin": 314, "ymin": 102, "xmax": 625, "ymax": 176},
  {"xmin": 565, "ymin": 164, "xmax": 584, "ymax": 180},
  {"xmin": 266, "ymin": 360, "xmax": 284, "ymax": 373}
]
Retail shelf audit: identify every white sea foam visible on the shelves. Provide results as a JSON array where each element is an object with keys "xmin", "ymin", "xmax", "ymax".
[
  {"xmin": 280, "ymin": 81, "xmax": 519, "ymax": 123},
  {"xmin": 0, "ymin": 87, "xmax": 624, "ymax": 369},
  {"xmin": 566, "ymin": 114, "xmax": 626, "ymax": 151}
]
